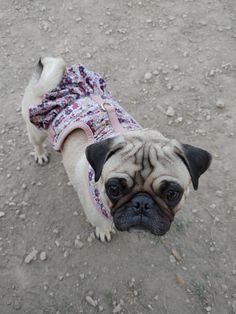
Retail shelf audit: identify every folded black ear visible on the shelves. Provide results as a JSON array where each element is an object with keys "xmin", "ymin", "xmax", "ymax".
[
  {"xmin": 85, "ymin": 137, "xmax": 124, "ymax": 182},
  {"xmin": 176, "ymin": 144, "xmax": 212, "ymax": 190}
]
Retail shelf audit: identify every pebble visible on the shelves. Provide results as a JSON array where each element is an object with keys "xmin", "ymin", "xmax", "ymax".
[
  {"xmin": 87, "ymin": 233, "xmax": 95, "ymax": 243},
  {"xmin": 0, "ymin": 211, "xmax": 5, "ymax": 218},
  {"xmin": 216, "ymin": 190, "xmax": 223, "ymax": 197},
  {"xmin": 210, "ymin": 204, "xmax": 216, "ymax": 209},
  {"xmin": 24, "ymin": 248, "xmax": 38, "ymax": 264},
  {"xmin": 43, "ymin": 284, "xmax": 49, "ymax": 291},
  {"xmin": 205, "ymin": 306, "xmax": 212, "ymax": 312},
  {"xmin": 128, "ymin": 277, "xmax": 136, "ymax": 288},
  {"xmin": 166, "ymin": 106, "xmax": 175, "ymax": 117},
  {"xmin": 112, "ymin": 303, "xmax": 122, "ymax": 313},
  {"xmin": 80, "ymin": 273, "xmax": 85, "ymax": 279},
  {"xmin": 176, "ymin": 117, "xmax": 183, "ymax": 123},
  {"xmin": 40, "ymin": 251, "xmax": 47, "ymax": 261},
  {"xmin": 144, "ymin": 72, "xmax": 152, "ymax": 80},
  {"xmin": 216, "ymin": 99, "xmax": 225, "ymax": 109},
  {"xmin": 98, "ymin": 305, "xmax": 104, "ymax": 312},
  {"xmin": 169, "ymin": 255, "xmax": 176, "ymax": 263},
  {"xmin": 85, "ymin": 295, "xmax": 97, "ymax": 307},
  {"xmin": 63, "ymin": 251, "xmax": 69, "ymax": 258},
  {"xmin": 75, "ymin": 239, "xmax": 84, "ymax": 249},
  {"xmin": 19, "ymin": 213, "xmax": 26, "ymax": 220}
]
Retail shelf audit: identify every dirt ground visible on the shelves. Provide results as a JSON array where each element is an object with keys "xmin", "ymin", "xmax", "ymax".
[{"xmin": 0, "ymin": 0, "xmax": 236, "ymax": 313}]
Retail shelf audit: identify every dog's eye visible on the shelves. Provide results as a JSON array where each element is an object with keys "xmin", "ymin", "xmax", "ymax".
[
  {"xmin": 107, "ymin": 184, "xmax": 121, "ymax": 198},
  {"xmin": 159, "ymin": 181, "xmax": 183, "ymax": 205},
  {"xmin": 165, "ymin": 190, "xmax": 180, "ymax": 202}
]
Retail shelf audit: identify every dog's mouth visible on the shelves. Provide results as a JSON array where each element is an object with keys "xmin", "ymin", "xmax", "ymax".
[
  {"xmin": 128, "ymin": 225, "xmax": 149, "ymax": 234},
  {"xmin": 113, "ymin": 212, "xmax": 172, "ymax": 236}
]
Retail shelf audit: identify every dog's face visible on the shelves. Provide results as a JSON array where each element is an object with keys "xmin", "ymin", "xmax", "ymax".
[{"xmin": 86, "ymin": 130, "xmax": 211, "ymax": 236}]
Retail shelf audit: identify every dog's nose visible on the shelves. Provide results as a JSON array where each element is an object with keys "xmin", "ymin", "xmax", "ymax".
[{"xmin": 132, "ymin": 193, "xmax": 155, "ymax": 214}]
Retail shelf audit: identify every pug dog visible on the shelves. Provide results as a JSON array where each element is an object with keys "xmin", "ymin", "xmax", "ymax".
[{"xmin": 22, "ymin": 56, "xmax": 212, "ymax": 242}]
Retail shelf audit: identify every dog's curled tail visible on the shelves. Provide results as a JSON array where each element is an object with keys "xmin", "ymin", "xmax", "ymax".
[{"xmin": 31, "ymin": 56, "xmax": 66, "ymax": 97}]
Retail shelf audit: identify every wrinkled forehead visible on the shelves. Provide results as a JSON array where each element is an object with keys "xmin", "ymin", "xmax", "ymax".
[{"xmin": 101, "ymin": 134, "xmax": 191, "ymax": 189}]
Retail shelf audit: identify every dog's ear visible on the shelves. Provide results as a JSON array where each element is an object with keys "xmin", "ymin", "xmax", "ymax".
[
  {"xmin": 86, "ymin": 136, "xmax": 125, "ymax": 182},
  {"xmin": 176, "ymin": 144, "xmax": 212, "ymax": 190}
]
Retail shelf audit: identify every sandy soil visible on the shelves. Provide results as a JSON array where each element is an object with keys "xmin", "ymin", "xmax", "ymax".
[{"xmin": 0, "ymin": 0, "xmax": 236, "ymax": 313}]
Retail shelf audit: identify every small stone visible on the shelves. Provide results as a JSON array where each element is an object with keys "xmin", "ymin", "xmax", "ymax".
[
  {"xmin": 209, "ymin": 246, "xmax": 215, "ymax": 252},
  {"xmin": 40, "ymin": 251, "xmax": 47, "ymax": 261},
  {"xmin": 205, "ymin": 306, "xmax": 212, "ymax": 312},
  {"xmin": 144, "ymin": 72, "xmax": 152, "ymax": 80},
  {"xmin": 85, "ymin": 295, "xmax": 97, "ymax": 307},
  {"xmin": 173, "ymin": 64, "xmax": 179, "ymax": 70},
  {"xmin": 166, "ymin": 106, "xmax": 175, "ymax": 117},
  {"xmin": 98, "ymin": 305, "xmax": 104, "ymax": 312},
  {"xmin": 75, "ymin": 239, "xmax": 84, "ymax": 249},
  {"xmin": 80, "ymin": 273, "xmax": 85, "ymax": 279},
  {"xmin": 176, "ymin": 117, "xmax": 183, "ymax": 123},
  {"xmin": 133, "ymin": 290, "xmax": 138, "ymax": 296},
  {"xmin": 22, "ymin": 183, "xmax": 27, "ymax": 190},
  {"xmin": 112, "ymin": 303, "xmax": 122, "ymax": 313},
  {"xmin": 55, "ymin": 240, "xmax": 60, "ymax": 247},
  {"xmin": 169, "ymin": 255, "xmax": 176, "ymax": 263},
  {"xmin": 216, "ymin": 99, "xmax": 225, "ymax": 109},
  {"xmin": 183, "ymin": 51, "xmax": 189, "ymax": 57},
  {"xmin": 0, "ymin": 211, "xmax": 5, "ymax": 218},
  {"xmin": 19, "ymin": 214, "xmax": 26, "ymax": 220},
  {"xmin": 87, "ymin": 233, "xmax": 95, "ymax": 243},
  {"xmin": 43, "ymin": 285, "xmax": 49, "ymax": 291},
  {"xmin": 24, "ymin": 248, "xmax": 38, "ymax": 264},
  {"xmin": 86, "ymin": 52, "xmax": 92, "ymax": 59},
  {"xmin": 175, "ymin": 273, "xmax": 185, "ymax": 286},
  {"xmin": 232, "ymin": 270, "xmax": 236, "ymax": 275},
  {"xmin": 128, "ymin": 277, "xmax": 135, "ymax": 288},
  {"xmin": 63, "ymin": 250, "xmax": 69, "ymax": 258},
  {"xmin": 216, "ymin": 190, "xmax": 223, "ymax": 197},
  {"xmin": 209, "ymin": 69, "xmax": 215, "ymax": 76}
]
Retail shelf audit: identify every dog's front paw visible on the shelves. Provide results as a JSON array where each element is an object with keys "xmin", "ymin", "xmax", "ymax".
[
  {"xmin": 30, "ymin": 150, "xmax": 49, "ymax": 165},
  {"xmin": 95, "ymin": 226, "xmax": 116, "ymax": 242}
]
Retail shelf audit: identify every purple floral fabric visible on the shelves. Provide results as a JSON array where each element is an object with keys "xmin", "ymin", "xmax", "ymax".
[
  {"xmin": 88, "ymin": 165, "xmax": 113, "ymax": 221},
  {"xmin": 29, "ymin": 64, "xmax": 141, "ymax": 147},
  {"xmin": 29, "ymin": 64, "xmax": 110, "ymax": 130}
]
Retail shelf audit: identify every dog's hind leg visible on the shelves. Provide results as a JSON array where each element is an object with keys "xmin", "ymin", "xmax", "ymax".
[
  {"xmin": 22, "ymin": 57, "xmax": 66, "ymax": 164},
  {"xmin": 27, "ymin": 123, "xmax": 49, "ymax": 165}
]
